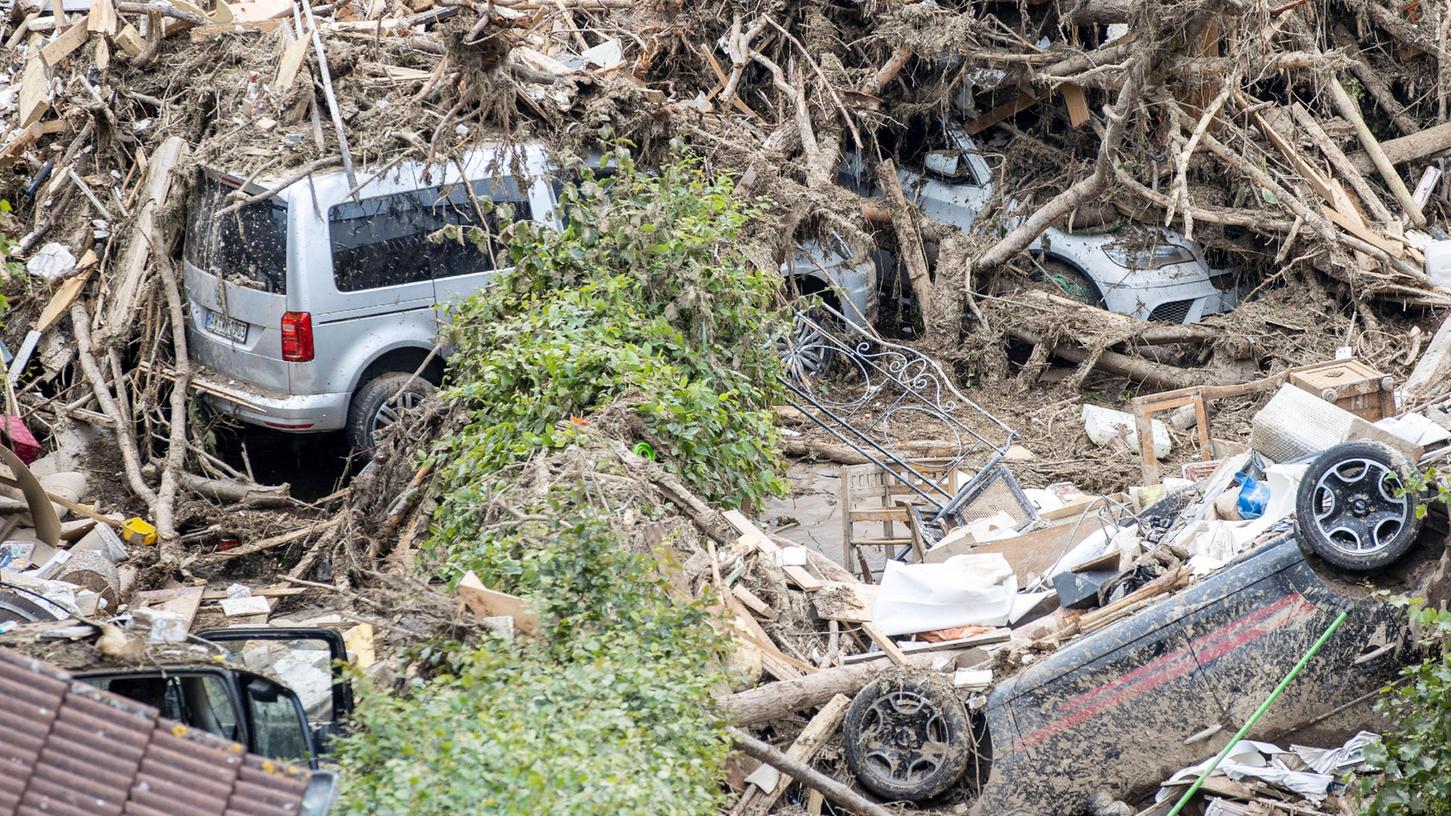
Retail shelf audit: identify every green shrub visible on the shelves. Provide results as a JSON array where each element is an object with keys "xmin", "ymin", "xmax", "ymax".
[
  {"xmin": 332, "ymin": 148, "xmax": 785, "ymax": 816},
  {"xmin": 1362, "ymin": 599, "xmax": 1451, "ymax": 815}
]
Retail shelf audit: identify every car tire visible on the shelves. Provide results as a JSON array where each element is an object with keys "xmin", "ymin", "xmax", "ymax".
[
  {"xmin": 1036, "ymin": 259, "xmax": 1103, "ymax": 307},
  {"xmin": 843, "ymin": 670, "xmax": 974, "ymax": 802},
  {"xmin": 776, "ymin": 308, "xmax": 838, "ymax": 383},
  {"xmin": 1294, "ymin": 441, "xmax": 1423, "ymax": 573},
  {"xmin": 347, "ymin": 372, "xmax": 436, "ymax": 452}
]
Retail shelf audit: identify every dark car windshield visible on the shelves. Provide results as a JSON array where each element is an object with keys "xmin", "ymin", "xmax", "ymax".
[{"xmin": 186, "ymin": 173, "xmax": 289, "ymax": 294}]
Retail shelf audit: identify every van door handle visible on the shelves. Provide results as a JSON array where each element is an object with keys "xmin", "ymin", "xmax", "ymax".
[
  {"xmin": 1183, "ymin": 723, "xmax": 1223, "ymax": 745},
  {"xmin": 1354, "ymin": 643, "xmax": 1395, "ymax": 665}
]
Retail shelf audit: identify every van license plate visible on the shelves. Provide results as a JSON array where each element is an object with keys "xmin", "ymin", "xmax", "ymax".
[{"xmin": 205, "ymin": 311, "xmax": 248, "ymax": 343}]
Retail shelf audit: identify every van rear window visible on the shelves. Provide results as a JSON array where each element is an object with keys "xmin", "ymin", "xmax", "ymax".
[
  {"xmin": 186, "ymin": 174, "xmax": 289, "ymax": 294},
  {"xmin": 328, "ymin": 178, "xmax": 530, "ymax": 292}
]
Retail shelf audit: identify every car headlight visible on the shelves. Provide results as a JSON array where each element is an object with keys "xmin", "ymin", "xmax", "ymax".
[{"xmin": 1101, "ymin": 243, "xmax": 1197, "ymax": 269}]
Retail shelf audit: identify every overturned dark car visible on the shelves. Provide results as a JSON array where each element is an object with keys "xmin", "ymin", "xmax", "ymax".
[{"xmin": 844, "ymin": 441, "xmax": 1445, "ymax": 814}]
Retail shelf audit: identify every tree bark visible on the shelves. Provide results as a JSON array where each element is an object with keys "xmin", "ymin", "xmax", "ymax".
[
  {"xmin": 1005, "ymin": 327, "xmax": 1215, "ymax": 390},
  {"xmin": 720, "ymin": 652, "xmax": 948, "ymax": 725},
  {"xmin": 729, "ymin": 727, "xmax": 895, "ymax": 816}
]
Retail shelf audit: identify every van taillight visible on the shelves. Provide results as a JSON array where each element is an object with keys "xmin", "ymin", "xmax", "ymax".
[{"xmin": 281, "ymin": 311, "xmax": 314, "ymax": 362}]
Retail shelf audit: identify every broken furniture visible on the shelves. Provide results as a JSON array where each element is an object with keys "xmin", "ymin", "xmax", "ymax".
[
  {"xmin": 1287, "ymin": 358, "xmax": 1394, "ymax": 421},
  {"xmin": 839, "ymin": 458, "xmax": 959, "ymax": 582}
]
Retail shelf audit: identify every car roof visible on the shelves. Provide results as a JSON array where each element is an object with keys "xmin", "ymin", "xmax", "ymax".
[{"xmin": 0, "ymin": 621, "xmax": 281, "ymax": 683}]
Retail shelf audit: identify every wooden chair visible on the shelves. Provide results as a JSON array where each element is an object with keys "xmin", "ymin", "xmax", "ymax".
[{"xmin": 839, "ymin": 459, "xmax": 960, "ymax": 582}]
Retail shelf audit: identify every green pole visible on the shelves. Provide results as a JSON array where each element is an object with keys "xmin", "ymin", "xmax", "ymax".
[{"xmin": 1164, "ymin": 609, "xmax": 1349, "ymax": 816}]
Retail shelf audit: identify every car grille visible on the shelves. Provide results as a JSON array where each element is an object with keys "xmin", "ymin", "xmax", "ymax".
[{"xmin": 1147, "ymin": 299, "xmax": 1195, "ymax": 324}]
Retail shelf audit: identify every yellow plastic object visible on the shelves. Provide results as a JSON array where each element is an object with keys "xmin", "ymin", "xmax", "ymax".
[{"xmin": 123, "ymin": 517, "xmax": 157, "ymax": 547}]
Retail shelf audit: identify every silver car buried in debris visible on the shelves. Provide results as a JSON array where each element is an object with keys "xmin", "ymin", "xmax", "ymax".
[
  {"xmin": 182, "ymin": 145, "xmax": 872, "ymax": 451},
  {"xmin": 845, "ymin": 125, "xmax": 1241, "ymax": 324}
]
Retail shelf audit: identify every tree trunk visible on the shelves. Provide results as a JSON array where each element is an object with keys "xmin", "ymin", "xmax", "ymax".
[{"xmin": 720, "ymin": 652, "xmax": 948, "ymax": 725}]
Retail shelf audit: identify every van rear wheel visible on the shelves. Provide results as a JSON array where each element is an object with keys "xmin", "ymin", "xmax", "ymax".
[{"xmin": 347, "ymin": 372, "xmax": 435, "ymax": 452}]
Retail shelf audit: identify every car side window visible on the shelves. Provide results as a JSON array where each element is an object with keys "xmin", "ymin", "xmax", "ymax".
[
  {"xmin": 242, "ymin": 675, "xmax": 312, "ymax": 762},
  {"xmin": 329, "ymin": 178, "xmax": 534, "ymax": 291}
]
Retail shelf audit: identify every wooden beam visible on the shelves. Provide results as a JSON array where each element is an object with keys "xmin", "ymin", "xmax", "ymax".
[
  {"xmin": 962, "ymin": 90, "xmax": 1045, "ymax": 136},
  {"xmin": 860, "ymin": 623, "xmax": 908, "ymax": 667},
  {"xmin": 458, "ymin": 570, "xmax": 540, "ymax": 635},
  {"xmin": 40, "ymin": 21, "xmax": 89, "ymax": 67},
  {"xmin": 1327, "ymin": 76, "xmax": 1426, "ymax": 226},
  {"xmin": 739, "ymin": 695, "xmax": 851, "ymax": 816},
  {"xmin": 18, "ymin": 56, "xmax": 49, "ymax": 128}
]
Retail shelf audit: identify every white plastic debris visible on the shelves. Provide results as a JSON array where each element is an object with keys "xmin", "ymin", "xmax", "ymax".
[
  {"xmin": 24, "ymin": 243, "xmax": 76, "ymax": 280},
  {"xmin": 1159, "ymin": 740, "xmax": 1335, "ymax": 803},
  {"xmin": 580, "ymin": 38, "xmax": 623, "ymax": 69},
  {"xmin": 221, "ymin": 596, "xmax": 271, "ymax": 617},
  {"xmin": 1082, "ymin": 404, "xmax": 1171, "ymax": 459},
  {"xmin": 1291, "ymin": 731, "xmax": 1379, "ymax": 776},
  {"xmin": 871, "ymin": 554, "xmax": 1016, "ymax": 636},
  {"xmin": 775, "ymin": 546, "xmax": 809, "ymax": 567}
]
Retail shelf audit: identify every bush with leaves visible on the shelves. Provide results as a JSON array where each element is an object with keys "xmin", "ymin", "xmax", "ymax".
[
  {"xmin": 1361, "ymin": 598, "xmax": 1451, "ymax": 815},
  {"xmin": 332, "ymin": 148, "xmax": 785, "ymax": 816}
]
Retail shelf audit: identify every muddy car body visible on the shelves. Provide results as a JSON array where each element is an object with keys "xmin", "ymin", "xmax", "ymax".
[
  {"xmin": 965, "ymin": 530, "xmax": 1421, "ymax": 814},
  {"xmin": 847, "ymin": 440, "xmax": 1442, "ymax": 814}
]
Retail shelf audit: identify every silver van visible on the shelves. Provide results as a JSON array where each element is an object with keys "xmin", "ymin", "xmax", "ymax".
[{"xmin": 183, "ymin": 144, "xmax": 873, "ymax": 450}]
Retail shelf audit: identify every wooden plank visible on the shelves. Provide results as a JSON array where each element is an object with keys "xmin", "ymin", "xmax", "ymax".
[
  {"xmin": 727, "ymin": 596, "xmax": 814, "ymax": 679},
  {"xmin": 40, "ymin": 21, "xmax": 89, "ymax": 67},
  {"xmin": 860, "ymin": 623, "xmax": 908, "ymax": 667},
  {"xmin": 723, "ymin": 509, "xmax": 823, "ymax": 592},
  {"xmin": 1062, "ymin": 83, "xmax": 1090, "ymax": 128},
  {"xmin": 841, "ymin": 629, "xmax": 1009, "ymax": 664},
  {"xmin": 36, "ymin": 265, "xmax": 94, "ymax": 334},
  {"xmin": 18, "ymin": 57, "xmax": 50, "ymax": 128},
  {"xmin": 115, "ymin": 22, "xmax": 145, "ymax": 55},
  {"xmin": 731, "ymin": 584, "xmax": 777, "ymax": 621},
  {"xmin": 1323, "ymin": 205, "xmax": 1404, "ymax": 259},
  {"xmin": 274, "ymin": 35, "xmax": 309, "ymax": 95},
  {"xmin": 130, "ymin": 586, "xmax": 205, "ymax": 631},
  {"xmin": 86, "ymin": 0, "xmax": 118, "ymax": 35},
  {"xmin": 741, "ymin": 694, "xmax": 852, "ymax": 816},
  {"xmin": 458, "ymin": 570, "xmax": 539, "ymax": 635},
  {"xmin": 962, "ymin": 90, "xmax": 1045, "ymax": 136},
  {"xmin": 188, "ymin": 18, "xmax": 285, "ymax": 39}
]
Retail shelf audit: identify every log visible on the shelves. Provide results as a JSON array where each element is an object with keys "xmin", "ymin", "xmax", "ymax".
[
  {"xmin": 1060, "ymin": 0, "xmax": 1134, "ymax": 24},
  {"xmin": 1333, "ymin": 26, "xmax": 1417, "ymax": 136},
  {"xmin": 1324, "ymin": 76, "xmax": 1425, "ymax": 227},
  {"xmin": 1349, "ymin": 120, "xmax": 1451, "ymax": 173},
  {"xmin": 729, "ymin": 727, "xmax": 893, "ymax": 816},
  {"xmin": 178, "ymin": 472, "xmax": 292, "ymax": 507},
  {"xmin": 1288, "ymin": 103, "xmax": 1396, "ymax": 224},
  {"xmin": 738, "ymin": 694, "xmax": 851, "ymax": 816},
  {"xmin": 782, "ymin": 439, "xmax": 870, "ymax": 464},
  {"xmin": 876, "ymin": 159, "xmax": 935, "ymax": 339},
  {"xmin": 1006, "ymin": 327, "xmax": 1214, "ymax": 390},
  {"xmin": 103, "ymin": 136, "xmax": 186, "ymax": 342},
  {"xmin": 1012, "ymin": 291, "xmax": 1221, "ymax": 345},
  {"xmin": 720, "ymin": 651, "xmax": 947, "ymax": 725}
]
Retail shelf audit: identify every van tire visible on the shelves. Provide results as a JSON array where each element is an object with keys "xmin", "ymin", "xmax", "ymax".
[{"xmin": 347, "ymin": 372, "xmax": 436, "ymax": 452}]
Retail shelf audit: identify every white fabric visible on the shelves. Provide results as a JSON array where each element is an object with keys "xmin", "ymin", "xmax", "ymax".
[{"xmin": 870, "ymin": 555, "xmax": 1017, "ymax": 636}]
